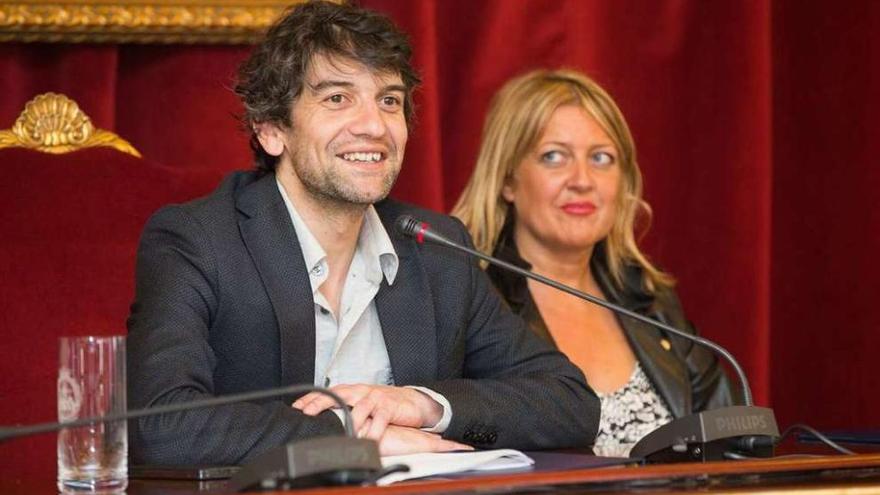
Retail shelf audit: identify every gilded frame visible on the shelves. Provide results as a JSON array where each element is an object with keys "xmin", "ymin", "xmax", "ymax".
[{"xmin": 0, "ymin": 0, "xmax": 339, "ymax": 44}]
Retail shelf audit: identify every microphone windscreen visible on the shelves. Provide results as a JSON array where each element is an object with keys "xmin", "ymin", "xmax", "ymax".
[{"xmin": 395, "ymin": 215, "xmax": 419, "ymax": 237}]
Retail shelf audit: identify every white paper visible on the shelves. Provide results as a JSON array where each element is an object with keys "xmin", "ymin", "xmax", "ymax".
[{"xmin": 378, "ymin": 449, "xmax": 534, "ymax": 485}]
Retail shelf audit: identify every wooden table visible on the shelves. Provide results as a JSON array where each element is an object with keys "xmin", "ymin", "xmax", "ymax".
[{"xmin": 5, "ymin": 453, "xmax": 880, "ymax": 495}]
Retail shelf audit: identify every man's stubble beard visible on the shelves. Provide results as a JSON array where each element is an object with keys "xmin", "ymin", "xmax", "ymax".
[{"xmin": 291, "ymin": 147, "xmax": 402, "ymax": 212}]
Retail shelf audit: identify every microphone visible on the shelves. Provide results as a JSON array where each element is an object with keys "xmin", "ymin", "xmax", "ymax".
[
  {"xmin": 395, "ymin": 214, "xmax": 779, "ymax": 462},
  {"xmin": 0, "ymin": 385, "xmax": 390, "ymax": 490}
]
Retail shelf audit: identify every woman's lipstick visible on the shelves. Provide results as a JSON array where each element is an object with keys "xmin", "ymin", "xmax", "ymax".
[{"xmin": 561, "ymin": 201, "xmax": 597, "ymax": 215}]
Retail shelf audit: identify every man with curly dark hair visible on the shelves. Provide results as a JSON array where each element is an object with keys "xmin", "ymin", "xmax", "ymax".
[{"xmin": 128, "ymin": 0, "xmax": 598, "ymax": 466}]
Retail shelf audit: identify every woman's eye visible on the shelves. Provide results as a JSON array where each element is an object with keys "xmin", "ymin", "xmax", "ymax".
[
  {"xmin": 540, "ymin": 150, "xmax": 566, "ymax": 164},
  {"xmin": 592, "ymin": 151, "xmax": 615, "ymax": 167}
]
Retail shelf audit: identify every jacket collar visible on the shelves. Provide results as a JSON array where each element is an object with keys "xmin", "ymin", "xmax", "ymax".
[
  {"xmin": 489, "ymin": 219, "xmax": 654, "ymax": 313},
  {"xmin": 372, "ymin": 200, "xmax": 438, "ymax": 386},
  {"xmin": 235, "ymin": 172, "xmax": 317, "ymax": 386}
]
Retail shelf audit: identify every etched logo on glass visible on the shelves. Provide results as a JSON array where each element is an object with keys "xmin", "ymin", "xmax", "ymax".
[{"xmin": 57, "ymin": 368, "xmax": 82, "ymax": 422}]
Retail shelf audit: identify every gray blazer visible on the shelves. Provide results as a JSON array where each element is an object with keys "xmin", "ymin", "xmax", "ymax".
[{"xmin": 127, "ymin": 171, "xmax": 599, "ymax": 466}]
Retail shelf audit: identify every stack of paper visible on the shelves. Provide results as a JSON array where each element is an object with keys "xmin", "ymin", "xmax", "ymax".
[{"xmin": 379, "ymin": 449, "xmax": 534, "ymax": 485}]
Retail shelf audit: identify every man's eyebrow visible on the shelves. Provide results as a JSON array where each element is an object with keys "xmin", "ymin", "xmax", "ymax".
[
  {"xmin": 382, "ymin": 84, "xmax": 407, "ymax": 94},
  {"xmin": 307, "ymin": 80, "xmax": 355, "ymax": 93},
  {"xmin": 306, "ymin": 81, "xmax": 407, "ymax": 95}
]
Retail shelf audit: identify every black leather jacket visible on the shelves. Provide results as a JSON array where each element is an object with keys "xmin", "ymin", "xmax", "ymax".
[{"xmin": 486, "ymin": 226, "xmax": 739, "ymax": 419}]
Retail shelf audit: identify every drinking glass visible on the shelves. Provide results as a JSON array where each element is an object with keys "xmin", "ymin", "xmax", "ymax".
[{"xmin": 57, "ymin": 336, "xmax": 127, "ymax": 494}]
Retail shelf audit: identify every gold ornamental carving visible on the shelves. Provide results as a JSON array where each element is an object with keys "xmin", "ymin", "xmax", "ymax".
[
  {"xmin": 0, "ymin": 92, "xmax": 141, "ymax": 157},
  {"xmin": 0, "ymin": 1, "xmax": 328, "ymax": 44}
]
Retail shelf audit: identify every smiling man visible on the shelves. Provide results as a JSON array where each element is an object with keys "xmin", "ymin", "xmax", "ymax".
[{"xmin": 127, "ymin": 0, "xmax": 599, "ymax": 466}]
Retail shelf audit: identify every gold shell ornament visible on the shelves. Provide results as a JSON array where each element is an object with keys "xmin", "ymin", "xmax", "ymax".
[{"xmin": 0, "ymin": 92, "xmax": 141, "ymax": 157}]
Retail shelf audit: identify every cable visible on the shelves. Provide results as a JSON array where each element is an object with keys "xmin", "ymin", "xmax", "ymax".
[{"xmin": 778, "ymin": 423, "xmax": 856, "ymax": 455}]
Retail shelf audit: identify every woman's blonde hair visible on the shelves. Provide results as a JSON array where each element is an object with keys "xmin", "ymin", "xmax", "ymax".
[{"xmin": 451, "ymin": 68, "xmax": 673, "ymax": 293}]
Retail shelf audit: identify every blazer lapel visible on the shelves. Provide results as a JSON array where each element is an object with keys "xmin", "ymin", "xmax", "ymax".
[
  {"xmin": 236, "ymin": 175, "xmax": 316, "ymax": 387},
  {"xmin": 621, "ymin": 315, "xmax": 690, "ymax": 418},
  {"xmin": 374, "ymin": 222, "xmax": 438, "ymax": 386}
]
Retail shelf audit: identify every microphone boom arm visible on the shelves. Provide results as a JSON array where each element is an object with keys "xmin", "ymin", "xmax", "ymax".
[
  {"xmin": 0, "ymin": 384, "xmax": 355, "ymax": 443},
  {"xmin": 412, "ymin": 221, "xmax": 753, "ymax": 407}
]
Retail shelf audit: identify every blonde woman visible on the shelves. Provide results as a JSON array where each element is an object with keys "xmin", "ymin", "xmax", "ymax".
[{"xmin": 452, "ymin": 69, "xmax": 737, "ymax": 457}]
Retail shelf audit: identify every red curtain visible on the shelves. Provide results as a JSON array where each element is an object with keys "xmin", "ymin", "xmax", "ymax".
[
  {"xmin": 1, "ymin": 0, "xmax": 878, "ymax": 453},
  {"xmin": 374, "ymin": 0, "xmax": 778, "ymax": 409}
]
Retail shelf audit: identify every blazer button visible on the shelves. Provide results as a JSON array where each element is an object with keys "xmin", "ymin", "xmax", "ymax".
[{"xmin": 487, "ymin": 433, "xmax": 498, "ymax": 444}]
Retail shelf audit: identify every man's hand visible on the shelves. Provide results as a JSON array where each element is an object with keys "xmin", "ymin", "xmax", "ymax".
[
  {"xmin": 378, "ymin": 425, "xmax": 472, "ymax": 456},
  {"xmin": 292, "ymin": 384, "xmax": 443, "ymax": 439}
]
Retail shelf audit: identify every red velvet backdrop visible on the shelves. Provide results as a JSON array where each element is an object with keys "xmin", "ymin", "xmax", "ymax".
[{"xmin": 1, "ymin": 0, "xmax": 878, "ymax": 469}]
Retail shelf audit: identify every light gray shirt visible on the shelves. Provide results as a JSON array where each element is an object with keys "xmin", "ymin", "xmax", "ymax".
[{"xmin": 276, "ymin": 180, "xmax": 451, "ymax": 432}]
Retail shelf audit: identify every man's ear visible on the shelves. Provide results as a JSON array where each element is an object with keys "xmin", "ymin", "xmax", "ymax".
[{"xmin": 253, "ymin": 123, "xmax": 286, "ymax": 157}]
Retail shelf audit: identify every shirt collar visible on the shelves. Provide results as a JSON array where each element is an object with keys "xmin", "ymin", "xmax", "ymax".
[
  {"xmin": 359, "ymin": 204, "xmax": 399, "ymax": 286},
  {"xmin": 275, "ymin": 178, "xmax": 398, "ymax": 292}
]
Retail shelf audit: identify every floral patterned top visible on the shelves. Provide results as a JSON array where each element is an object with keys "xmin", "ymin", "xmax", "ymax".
[{"xmin": 593, "ymin": 362, "xmax": 672, "ymax": 457}]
